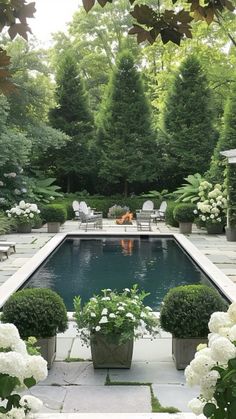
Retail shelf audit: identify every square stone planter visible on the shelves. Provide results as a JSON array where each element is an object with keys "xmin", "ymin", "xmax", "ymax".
[
  {"xmin": 47, "ymin": 222, "xmax": 60, "ymax": 233},
  {"xmin": 37, "ymin": 335, "xmax": 56, "ymax": 369},
  {"xmin": 90, "ymin": 333, "xmax": 133, "ymax": 369},
  {"xmin": 179, "ymin": 222, "xmax": 192, "ymax": 234},
  {"xmin": 172, "ymin": 337, "xmax": 208, "ymax": 370}
]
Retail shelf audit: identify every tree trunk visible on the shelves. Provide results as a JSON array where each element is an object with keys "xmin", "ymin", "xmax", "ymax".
[{"xmin": 124, "ymin": 180, "xmax": 128, "ymax": 198}]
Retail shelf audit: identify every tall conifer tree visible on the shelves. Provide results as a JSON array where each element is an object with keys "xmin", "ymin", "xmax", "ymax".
[
  {"xmin": 163, "ymin": 55, "xmax": 216, "ymax": 187},
  {"xmin": 97, "ymin": 50, "xmax": 157, "ymax": 196},
  {"xmin": 209, "ymin": 79, "xmax": 236, "ymax": 182},
  {"xmin": 50, "ymin": 51, "xmax": 94, "ymax": 192}
]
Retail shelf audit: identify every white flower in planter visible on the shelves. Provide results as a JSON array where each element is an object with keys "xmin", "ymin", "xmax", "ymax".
[
  {"xmin": 188, "ymin": 398, "xmax": 205, "ymax": 415},
  {"xmin": 101, "ymin": 308, "xmax": 108, "ymax": 316},
  {"xmin": 210, "ymin": 337, "xmax": 236, "ymax": 364},
  {"xmin": 208, "ymin": 312, "xmax": 232, "ymax": 333},
  {"xmin": 99, "ymin": 316, "xmax": 108, "ymax": 324}
]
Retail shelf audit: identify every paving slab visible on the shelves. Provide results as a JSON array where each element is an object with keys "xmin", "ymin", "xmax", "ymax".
[
  {"xmin": 62, "ymin": 386, "xmax": 151, "ymax": 413},
  {"xmin": 109, "ymin": 362, "xmax": 185, "ymax": 385},
  {"xmin": 152, "ymin": 384, "xmax": 200, "ymax": 412},
  {"xmin": 28, "ymin": 385, "xmax": 66, "ymax": 413},
  {"xmin": 38, "ymin": 362, "xmax": 106, "ymax": 386}
]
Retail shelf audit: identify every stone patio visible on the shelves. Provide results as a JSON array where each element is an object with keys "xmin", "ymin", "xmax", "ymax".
[{"xmin": 0, "ymin": 220, "xmax": 235, "ymax": 416}]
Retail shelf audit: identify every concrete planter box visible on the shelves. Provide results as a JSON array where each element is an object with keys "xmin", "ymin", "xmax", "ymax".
[
  {"xmin": 206, "ymin": 223, "xmax": 224, "ymax": 234},
  {"xmin": 179, "ymin": 222, "xmax": 192, "ymax": 234},
  {"xmin": 17, "ymin": 223, "xmax": 32, "ymax": 233},
  {"xmin": 90, "ymin": 333, "xmax": 133, "ymax": 369},
  {"xmin": 172, "ymin": 337, "xmax": 208, "ymax": 370},
  {"xmin": 47, "ymin": 222, "xmax": 60, "ymax": 233},
  {"xmin": 37, "ymin": 335, "xmax": 56, "ymax": 369},
  {"xmin": 226, "ymin": 227, "xmax": 236, "ymax": 241}
]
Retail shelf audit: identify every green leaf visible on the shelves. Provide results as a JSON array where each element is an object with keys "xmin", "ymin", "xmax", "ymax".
[
  {"xmin": 228, "ymin": 358, "xmax": 236, "ymax": 370},
  {"xmin": 0, "ymin": 374, "xmax": 20, "ymax": 399},
  {"xmin": 24, "ymin": 376, "xmax": 37, "ymax": 388},
  {"xmin": 203, "ymin": 403, "xmax": 217, "ymax": 417}
]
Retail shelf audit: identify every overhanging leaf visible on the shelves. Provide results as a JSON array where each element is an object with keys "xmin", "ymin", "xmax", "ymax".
[{"xmin": 83, "ymin": 0, "xmax": 95, "ymax": 13}]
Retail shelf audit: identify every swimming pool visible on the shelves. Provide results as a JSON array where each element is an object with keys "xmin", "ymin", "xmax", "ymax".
[{"xmin": 24, "ymin": 236, "xmax": 214, "ymax": 311}]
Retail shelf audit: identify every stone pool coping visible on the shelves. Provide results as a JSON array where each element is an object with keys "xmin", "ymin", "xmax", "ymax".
[
  {"xmin": 37, "ymin": 414, "xmax": 201, "ymax": 418},
  {"xmin": 0, "ymin": 230, "xmax": 235, "ymax": 309}
]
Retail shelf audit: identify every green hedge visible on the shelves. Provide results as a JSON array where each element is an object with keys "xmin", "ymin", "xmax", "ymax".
[
  {"xmin": 54, "ymin": 196, "xmax": 162, "ymax": 219},
  {"xmin": 165, "ymin": 201, "xmax": 179, "ymax": 227}
]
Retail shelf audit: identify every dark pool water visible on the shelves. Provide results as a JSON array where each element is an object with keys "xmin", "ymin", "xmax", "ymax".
[{"xmin": 25, "ymin": 237, "xmax": 210, "ymax": 311}]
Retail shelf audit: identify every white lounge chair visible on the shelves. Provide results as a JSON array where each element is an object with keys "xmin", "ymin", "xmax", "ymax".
[
  {"xmin": 0, "ymin": 241, "xmax": 16, "ymax": 253},
  {"xmin": 72, "ymin": 200, "xmax": 80, "ymax": 219},
  {"xmin": 78, "ymin": 202, "xmax": 103, "ymax": 231},
  {"xmin": 137, "ymin": 200, "xmax": 154, "ymax": 214},
  {"xmin": 0, "ymin": 246, "xmax": 11, "ymax": 262},
  {"xmin": 136, "ymin": 212, "xmax": 152, "ymax": 231},
  {"xmin": 153, "ymin": 201, "xmax": 167, "ymax": 222}
]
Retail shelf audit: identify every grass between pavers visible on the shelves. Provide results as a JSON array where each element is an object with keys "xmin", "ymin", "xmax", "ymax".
[
  {"xmin": 105, "ymin": 373, "xmax": 180, "ymax": 414},
  {"xmin": 64, "ymin": 357, "xmax": 91, "ymax": 362}
]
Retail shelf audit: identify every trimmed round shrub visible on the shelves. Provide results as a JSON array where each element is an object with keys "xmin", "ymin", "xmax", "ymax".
[
  {"xmin": 41, "ymin": 204, "xmax": 67, "ymax": 224},
  {"xmin": 174, "ymin": 203, "xmax": 195, "ymax": 223},
  {"xmin": 1, "ymin": 288, "xmax": 68, "ymax": 339},
  {"xmin": 160, "ymin": 285, "xmax": 228, "ymax": 338},
  {"xmin": 165, "ymin": 201, "xmax": 179, "ymax": 227}
]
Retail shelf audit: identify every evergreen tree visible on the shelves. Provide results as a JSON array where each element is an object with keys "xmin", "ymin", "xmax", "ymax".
[
  {"xmin": 209, "ymin": 79, "xmax": 236, "ymax": 183},
  {"xmin": 163, "ymin": 55, "xmax": 216, "ymax": 188},
  {"xmin": 50, "ymin": 51, "xmax": 94, "ymax": 192},
  {"xmin": 97, "ymin": 50, "xmax": 158, "ymax": 197}
]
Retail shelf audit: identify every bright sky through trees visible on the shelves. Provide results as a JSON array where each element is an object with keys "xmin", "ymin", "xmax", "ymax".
[{"xmin": 29, "ymin": 0, "xmax": 80, "ymax": 44}]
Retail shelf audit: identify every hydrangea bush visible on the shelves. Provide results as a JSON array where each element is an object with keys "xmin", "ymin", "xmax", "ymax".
[
  {"xmin": 74, "ymin": 285, "xmax": 159, "ymax": 345},
  {"xmin": 194, "ymin": 181, "xmax": 227, "ymax": 226},
  {"xmin": 0, "ymin": 323, "xmax": 47, "ymax": 418},
  {"xmin": 186, "ymin": 301, "xmax": 236, "ymax": 418},
  {"xmin": 6, "ymin": 201, "xmax": 40, "ymax": 226}
]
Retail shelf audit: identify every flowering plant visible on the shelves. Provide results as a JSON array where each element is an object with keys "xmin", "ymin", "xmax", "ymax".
[
  {"xmin": 0, "ymin": 323, "xmax": 47, "ymax": 418},
  {"xmin": 107, "ymin": 205, "xmax": 129, "ymax": 218},
  {"xmin": 74, "ymin": 285, "xmax": 159, "ymax": 345},
  {"xmin": 6, "ymin": 201, "xmax": 40, "ymax": 226},
  {"xmin": 194, "ymin": 181, "xmax": 227, "ymax": 225},
  {"xmin": 185, "ymin": 301, "xmax": 236, "ymax": 418}
]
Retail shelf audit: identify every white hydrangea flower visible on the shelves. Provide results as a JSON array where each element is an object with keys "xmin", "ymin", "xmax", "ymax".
[
  {"xmin": 185, "ymin": 365, "xmax": 201, "ymax": 386},
  {"xmin": 95, "ymin": 326, "xmax": 101, "ymax": 332},
  {"xmin": 2, "ymin": 407, "xmax": 26, "ymax": 419},
  {"xmin": 228, "ymin": 302, "xmax": 236, "ymax": 322},
  {"xmin": 208, "ymin": 332, "xmax": 221, "ymax": 347},
  {"xmin": 117, "ymin": 306, "xmax": 125, "ymax": 311},
  {"xmin": 124, "ymin": 288, "xmax": 130, "ymax": 292},
  {"xmin": 101, "ymin": 297, "xmax": 110, "ymax": 301},
  {"xmin": 0, "ymin": 323, "xmax": 20, "ymax": 349},
  {"xmin": 229, "ymin": 325, "xmax": 236, "ymax": 342},
  {"xmin": 190, "ymin": 354, "xmax": 215, "ymax": 376},
  {"xmin": 99, "ymin": 316, "xmax": 108, "ymax": 324},
  {"xmin": 20, "ymin": 394, "xmax": 43, "ymax": 413},
  {"xmin": 25, "ymin": 355, "xmax": 48, "ymax": 382},
  {"xmin": 208, "ymin": 312, "xmax": 232, "ymax": 333},
  {"xmin": 200, "ymin": 385, "xmax": 215, "ymax": 400},
  {"xmin": 101, "ymin": 308, "xmax": 108, "ymax": 316},
  {"xmin": 29, "ymin": 213, "xmax": 34, "ymax": 218},
  {"xmin": 188, "ymin": 397, "xmax": 205, "ymax": 415},
  {"xmin": 211, "ymin": 337, "xmax": 236, "ymax": 364},
  {"xmin": 196, "ymin": 343, "xmax": 207, "ymax": 351},
  {"xmin": 126, "ymin": 312, "xmax": 135, "ymax": 321},
  {"xmin": 90, "ymin": 312, "xmax": 96, "ymax": 318},
  {"xmin": 200, "ymin": 370, "xmax": 220, "ymax": 394},
  {"xmin": 19, "ymin": 201, "xmax": 26, "ymax": 209},
  {"xmin": 109, "ymin": 313, "xmax": 116, "ymax": 318},
  {"xmin": 195, "ymin": 347, "xmax": 212, "ymax": 359},
  {"xmin": 0, "ymin": 351, "xmax": 27, "ymax": 381},
  {"xmin": 218, "ymin": 326, "xmax": 231, "ymax": 339},
  {"xmin": 12, "ymin": 339, "xmax": 27, "ymax": 355}
]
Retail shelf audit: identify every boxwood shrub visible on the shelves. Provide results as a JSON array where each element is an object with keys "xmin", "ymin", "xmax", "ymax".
[
  {"xmin": 41, "ymin": 204, "xmax": 67, "ymax": 224},
  {"xmin": 160, "ymin": 284, "xmax": 228, "ymax": 338},
  {"xmin": 173, "ymin": 203, "xmax": 196, "ymax": 223},
  {"xmin": 1, "ymin": 288, "xmax": 68, "ymax": 339},
  {"xmin": 165, "ymin": 201, "xmax": 179, "ymax": 227}
]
